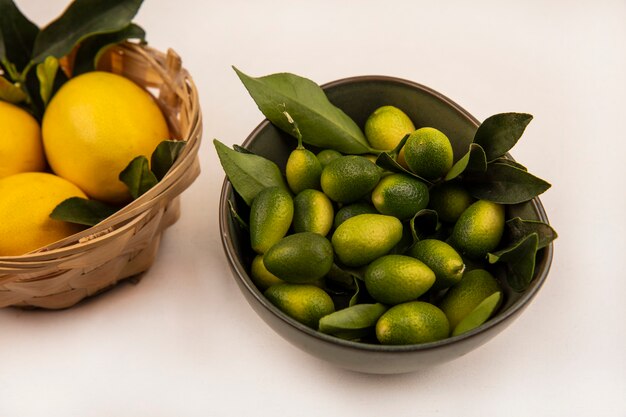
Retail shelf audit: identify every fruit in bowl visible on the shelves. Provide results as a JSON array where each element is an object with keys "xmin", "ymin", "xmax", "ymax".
[{"xmin": 217, "ymin": 71, "xmax": 556, "ymax": 373}]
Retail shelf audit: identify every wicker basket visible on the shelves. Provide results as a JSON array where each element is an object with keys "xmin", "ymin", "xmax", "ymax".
[{"xmin": 0, "ymin": 42, "xmax": 202, "ymax": 309}]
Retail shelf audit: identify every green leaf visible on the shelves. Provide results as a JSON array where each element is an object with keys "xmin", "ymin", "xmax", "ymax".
[
  {"xmin": 0, "ymin": 0, "xmax": 39, "ymax": 71},
  {"xmin": 409, "ymin": 209, "xmax": 439, "ymax": 242},
  {"xmin": 349, "ymin": 278, "xmax": 360, "ymax": 307},
  {"xmin": 488, "ymin": 233, "xmax": 539, "ymax": 292},
  {"xmin": 214, "ymin": 139, "xmax": 288, "ymax": 206},
  {"xmin": 473, "ymin": 113, "xmax": 533, "ymax": 162},
  {"xmin": 0, "ymin": 75, "xmax": 27, "ymax": 103},
  {"xmin": 233, "ymin": 144, "xmax": 254, "ymax": 154},
  {"xmin": 326, "ymin": 263, "xmax": 362, "ymax": 289},
  {"xmin": 228, "ymin": 200, "xmax": 248, "ymax": 231},
  {"xmin": 389, "ymin": 133, "xmax": 410, "ymax": 158},
  {"xmin": 373, "ymin": 133, "xmax": 410, "ymax": 171},
  {"xmin": 119, "ymin": 156, "xmax": 158, "ymax": 199},
  {"xmin": 464, "ymin": 162, "xmax": 551, "ymax": 204},
  {"xmin": 506, "ymin": 217, "xmax": 557, "ymax": 250},
  {"xmin": 506, "ymin": 200, "xmax": 539, "ymax": 220},
  {"xmin": 318, "ymin": 303, "xmax": 387, "ymax": 340},
  {"xmin": 375, "ymin": 152, "xmax": 431, "ymax": 184},
  {"xmin": 31, "ymin": 0, "xmax": 144, "ymax": 63},
  {"xmin": 452, "ymin": 291, "xmax": 502, "ymax": 336},
  {"xmin": 150, "ymin": 140, "xmax": 186, "ymax": 180},
  {"xmin": 50, "ymin": 197, "xmax": 118, "ymax": 226},
  {"xmin": 36, "ymin": 56, "xmax": 58, "ymax": 105},
  {"xmin": 492, "ymin": 157, "xmax": 527, "ymax": 171},
  {"xmin": 234, "ymin": 67, "xmax": 373, "ymax": 154},
  {"xmin": 72, "ymin": 23, "xmax": 145, "ymax": 75},
  {"xmin": 445, "ymin": 143, "xmax": 487, "ymax": 181}
]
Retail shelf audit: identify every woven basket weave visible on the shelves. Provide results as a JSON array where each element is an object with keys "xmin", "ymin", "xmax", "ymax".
[{"xmin": 0, "ymin": 42, "xmax": 202, "ymax": 309}]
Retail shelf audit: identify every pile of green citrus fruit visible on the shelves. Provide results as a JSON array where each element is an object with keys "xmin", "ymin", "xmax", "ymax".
[{"xmin": 216, "ymin": 69, "xmax": 557, "ymax": 346}]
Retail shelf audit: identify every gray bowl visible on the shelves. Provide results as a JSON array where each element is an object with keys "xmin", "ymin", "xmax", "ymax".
[{"xmin": 219, "ymin": 75, "xmax": 553, "ymax": 374}]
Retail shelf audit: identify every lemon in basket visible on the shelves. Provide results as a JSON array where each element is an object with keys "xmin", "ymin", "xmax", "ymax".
[
  {"xmin": 0, "ymin": 172, "xmax": 87, "ymax": 256},
  {"xmin": 42, "ymin": 71, "xmax": 169, "ymax": 204},
  {"xmin": 0, "ymin": 101, "xmax": 46, "ymax": 179}
]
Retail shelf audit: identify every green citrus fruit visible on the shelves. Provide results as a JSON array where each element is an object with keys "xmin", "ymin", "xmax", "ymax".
[
  {"xmin": 251, "ymin": 254, "xmax": 285, "ymax": 290},
  {"xmin": 264, "ymin": 284, "xmax": 335, "ymax": 329},
  {"xmin": 331, "ymin": 213, "xmax": 403, "ymax": 267},
  {"xmin": 285, "ymin": 148, "xmax": 322, "ymax": 194},
  {"xmin": 364, "ymin": 105, "xmax": 415, "ymax": 151},
  {"xmin": 249, "ymin": 187, "xmax": 294, "ymax": 254},
  {"xmin": 450, "ymin": 200, "xmax": 505, "ymax": 259},
  {"xmin": 293, "ymin": 189, "xmax": 334, "ymax": 236},
  {"xmin": 376, "ymin": 301, "xmax": 450, "ymax": 345},
  {"xmin": 403, "ymin": 127, "xmax": 454, "ymax": 180},
  {"xmin": 320, "ymin": 155, "xmax": 381, "ymax": 203},
  {"xmin": 371, "ymin": 173, "xmax": 429, "ymax": 220},
  {"xmin": 438, "ymin": 269, "xmax": 501, "ymax": 329},
  {"xmin": 333, "ymin": 202, "xmax": 377, "ymax": 229},
  {"xmin": 263, "ymin": 232, "xmax": 334, "ymax": 283},
  {"xmin": 428, "ymin": 182, "xmax": 474, "ymax": 223},
  {"xmin": 316, "ymin": 149, "xmax": 342, "ymax": 167},
  {"xmin": 408, "ymin": 239, "xmax": 465, "ymax": 291},
  {"xmin": 364, "ymin": 255, "xmax": 435, "ymax": 305}
]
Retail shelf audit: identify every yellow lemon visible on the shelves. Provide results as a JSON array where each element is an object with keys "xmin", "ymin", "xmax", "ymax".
[
  {"xmin": 0, "ymin": 172, "xmax": 87, "ymax": 256},
  {"xmin": 0, "ymin": 101, "xmax": 46, "ymax": 178},
  {"xmin": 42, "ymin": 71, "xmax": 169, "ymax": 203}
]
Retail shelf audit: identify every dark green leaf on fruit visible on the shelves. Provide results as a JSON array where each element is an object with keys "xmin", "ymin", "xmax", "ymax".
[
  {"xmin": 506, "ymin": 217, "xmax": 557, "ymax": 250},
  {"xmin": 473, "ymin": 112, "xmax": 533, "ymax": 162},
  {"xmin": 72, "ymin": 23, "xmax": 145, "ymax": 75},
  {"xmin": 445, "ymin": 143, "xmax": 487, "ymax": 181},
  {"xmin": 464, "ymin": 162, "xmax": 550, "ymax": 204},
  {"xmin": 151, "ymin": 140, "xmax": 186, "ymax": 180},
  {"xmin": 0, "ymin": 0, "xmax": 39, "ymax": 71},
  {"xmin": 409, "ymin": 209, "xmax": 439, "ymax": 242},
  {"xmin": 32, "ymin": 0, "xmax": 144, "ymax": 63},
  {"xmin": 234, "ymin": 67, "xmax": 374, "ymax": 154},
  {"xmin": 319, "ymin": 303, "xmax": 387, "ymax": 340},
  {"xmin": 119, "ymin": 155, "xmax": 158, "ymax": 199},
  {"xmin": 50, "ymin": 197, "xmax": 118, "ymax": 226},
  {"xmin": 214, "ymin": 139, "xmax": 288, "ymax": 206},
  {"xmin": 452, "ymin": 291, "xmax": 502, "ymax": 336},
  {"xmin": 488, "ymin": 233, "xmax": 539, "ymax": 292}
]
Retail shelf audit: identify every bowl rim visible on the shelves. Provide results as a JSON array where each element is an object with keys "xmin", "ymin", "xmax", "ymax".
[{"xmin": 219, "ymin": 74, "xmax": 554, "ymax": 353}]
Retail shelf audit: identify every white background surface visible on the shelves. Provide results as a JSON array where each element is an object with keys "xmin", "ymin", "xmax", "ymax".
[{"xmin": 1, "ymin": 1, "xmax": 625, "ymax": 416}]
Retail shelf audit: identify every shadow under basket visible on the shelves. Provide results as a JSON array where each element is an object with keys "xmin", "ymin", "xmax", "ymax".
[{"xmin": 0, "ymin": 42, "xmax": 202, "ymax": 309}]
